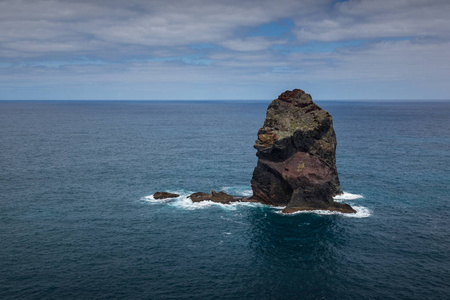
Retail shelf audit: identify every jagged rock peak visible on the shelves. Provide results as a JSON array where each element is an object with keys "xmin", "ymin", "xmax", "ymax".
[
  {"xmin": 250, "ymin": 89, "xmax": 355, "ymax": 214},
  {"xmin": 255, "ymin": 89, "xmax": 331, "ymax": 154}
]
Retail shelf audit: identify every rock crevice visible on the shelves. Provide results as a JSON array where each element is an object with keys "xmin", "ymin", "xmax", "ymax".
[{"xmin": 250, "ymin": 89, "xmax": 355, "ymax": 213}]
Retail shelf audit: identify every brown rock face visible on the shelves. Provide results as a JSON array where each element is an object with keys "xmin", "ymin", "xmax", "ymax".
[
  {"xmin": 188, "ymin": 192, "xmax": 212, "ymax": 202},
  {"xmin": 188, "ymin": 191, "xmax": 244, "ymax": 204},
  {"xmin": 250, "ymin": 89, "xmax": 355, "ymax": 214},
  {"xmin": 153, "ymin": 192, "xmax": 180, "ymax": 199}
]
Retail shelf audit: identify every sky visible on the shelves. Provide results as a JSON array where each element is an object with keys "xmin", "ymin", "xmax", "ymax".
[{"xmin": 1, "ymin": 0, "xmax": 449, "ymax": 100}]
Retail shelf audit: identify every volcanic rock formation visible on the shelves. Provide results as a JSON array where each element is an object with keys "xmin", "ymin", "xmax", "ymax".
[
  {"xmin": 188, "ymin": 191, "xmax": 244, "ymax": 204},
  {"xmin": 153, "ymin": 192, "xmax": 180, "ymax": 199},
  {"xmin": 250, "ymin": 89, "xmax": 355, "ymax": 213},
  {"xmin": 154, "ymin": 89, "xmax": 354, "ymax": 214}
]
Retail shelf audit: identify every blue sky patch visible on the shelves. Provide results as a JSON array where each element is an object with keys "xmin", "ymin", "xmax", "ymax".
[{"xmin": 247, "ymin": 19, "xmax": 295, "ymax": 38}]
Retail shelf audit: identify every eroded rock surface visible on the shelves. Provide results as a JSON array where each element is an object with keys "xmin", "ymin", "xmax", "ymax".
[
  {"xmin": 189, "ymin": 192, "xmax": 213, "ymax": 202},
  {"xmin": 153, "ymin": 192, "xmax": 180, "ymax": 199},
  {"xmin": 188, "ymin": 191, "xmax": 244, "ymax": 204},
  {"xmin": 250, "ymin": 89, "xmax": 355, "ymax": 214}
]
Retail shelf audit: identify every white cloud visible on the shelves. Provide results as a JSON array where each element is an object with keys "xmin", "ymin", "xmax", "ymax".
[
  {"xmin": 0, "ymin": 0, "xmax": 325, "ymax": 57},
  {"xmin": 220, "ymin": 37, "xmax": 278, "ymax": 51},
  {"xmin": 0, "ymin": 0, "xmax": 449, "ymax": 99},
  {"xmin": 295, "ymin": 0, "xmax": 450, "ymax": 42}
]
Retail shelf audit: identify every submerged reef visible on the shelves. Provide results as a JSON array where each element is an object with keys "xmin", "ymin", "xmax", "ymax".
[{"xmin": 157, "ymin": 89, "xmax": 355, "ymax": 214}]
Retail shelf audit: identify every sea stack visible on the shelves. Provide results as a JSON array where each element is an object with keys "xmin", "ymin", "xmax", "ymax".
[{"xmin": 250, "ymin": 89, "xmax": 355, "ymax": 214}]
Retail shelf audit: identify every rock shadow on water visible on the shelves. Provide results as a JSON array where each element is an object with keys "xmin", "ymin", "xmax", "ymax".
[{"xmin": 243, "ymin": 208, "xmax": 349, "ymax": 298}]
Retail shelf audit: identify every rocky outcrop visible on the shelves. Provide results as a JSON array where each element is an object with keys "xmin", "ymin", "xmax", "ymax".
[
  {"xmin": 155, "ymin": 89, "xmax": 354, "ymax": 214},
  {"xmin": 250, "ymin": 89, "xmax": 355, "ymax": 214},
  {"xmin": 153, "ymin": 192, "xmax": 180, "ymax": 199},
  {"xmin": 189, "ymin": 192, "xmax": 213, "ymax": 202},
  {"xmin": 188, "ymin": 191, "xmax": 244, "ymax": 204}
]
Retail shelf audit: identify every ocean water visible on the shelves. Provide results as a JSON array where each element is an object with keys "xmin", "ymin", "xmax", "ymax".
[{"xmin": 0, "ymin": 100, "xmax": 449, "ymax": 299}]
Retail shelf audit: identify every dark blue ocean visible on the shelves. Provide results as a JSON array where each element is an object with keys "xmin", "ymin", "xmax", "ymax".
[{"xmin": 1, "ymin": 100, "xmax": 449, "ymax": 299}]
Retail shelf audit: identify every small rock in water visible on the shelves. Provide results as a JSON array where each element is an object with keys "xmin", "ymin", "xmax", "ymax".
[
  {"xmin": 188, "ymin": 191, "xmax": 243, "ymax": 204},
  {"xmin": 153, "ymin": 192, "xmax": 180, "ymax": 199},
  {"xmin": 211, "ymin": 190, "xmax": 237, "ymax": 204},
  {"xmin": 188, "ymin": 192, "xmax": 212, "ymax": 202}
]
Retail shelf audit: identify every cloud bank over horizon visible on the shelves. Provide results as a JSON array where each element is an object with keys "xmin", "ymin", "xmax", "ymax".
[{"xmin": 1, "ymin": 0, "xmax": 449, "ymax": 100}]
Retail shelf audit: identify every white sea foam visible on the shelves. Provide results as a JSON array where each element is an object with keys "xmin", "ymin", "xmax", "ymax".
[
  {"xmin": 142, "ymin": 194, "xmax": 155, "ymax": 201},
  {"xmin": 142, "ymin": 191, "xmax": 274, "ymax": 212},
  {"xmin": 169, "ymin": 196, "xmax": 278, "ymax": 211},
  {"xmin": 333, "ymin": 192, "xmax": 364, "ymax": 201},
  {"xmin": 221, "ymin": 186, "xmax": 253, "ymax": 197},
  {"xmin": 170, "ymin": 196, "xmax": 239, "ymax": 211},
  {"xmin": 141, "ymin": 188, "xmax": 370, "ymax": 217},
  {"xmin": 141, "ymin": 191, "xmax": 185, "ymax": 203},
  {"xmin": 275, "ymin": 205, "xmax": 371, "ymax": 218}
]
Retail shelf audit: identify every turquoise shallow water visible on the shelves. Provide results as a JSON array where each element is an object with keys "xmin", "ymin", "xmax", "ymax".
[{"xmin": 0, "ymin": 100, "xmax": 449, "ymax": 299}]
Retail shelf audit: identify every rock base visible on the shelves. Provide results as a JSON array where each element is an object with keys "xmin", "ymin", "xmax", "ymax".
[{"xmin": 282, "ymin": 202, "xmax": 356, "ymax": 214}]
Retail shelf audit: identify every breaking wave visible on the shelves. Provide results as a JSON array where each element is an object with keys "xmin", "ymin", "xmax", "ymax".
[
  {"xmin": 333, "ymin": 192, "xmax": 364, "ymax": 201},
  {"xmin": 141, "ymin": 190, "xmax": 267, "ymax": 211},
  {"xmin": 141, "ymin": 188, "xmax": 370, "ymax": 217},
  {"xmin": 221, "ymin": 186, "xmax": 253, "ymax": 197},
  {"xmin": 274, "ymin": 205, "xmax": 371, "ymax": 218}
]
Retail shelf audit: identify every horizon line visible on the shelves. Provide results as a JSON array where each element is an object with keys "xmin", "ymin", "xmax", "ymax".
[{"xmin": 1, "ymin": 99, "xmax": 450, "ymax": 102}]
